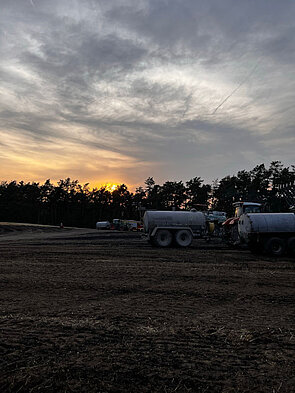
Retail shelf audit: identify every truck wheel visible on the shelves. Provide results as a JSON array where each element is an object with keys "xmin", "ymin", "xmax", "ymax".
[
  {"xmin": 175, "ymin": 230, "xmax": 193, "ymax": 247},
  {"xmin": 287, "ymin": 237, "xmax": 295, "ymax": 257},
  {"xmin": 154, "ymin": 229, "xmax": 173, "ymax": 247},
  {"xmin": 264, "ymin": 237, "xmax": 286, "ymax": 257}
]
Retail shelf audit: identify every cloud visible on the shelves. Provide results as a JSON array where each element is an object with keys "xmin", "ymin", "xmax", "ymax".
[{"xmin": 0, "ymin": 0, "xmax": 294, "ymax": 188}]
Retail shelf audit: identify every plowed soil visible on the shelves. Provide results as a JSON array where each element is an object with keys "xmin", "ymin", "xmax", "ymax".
[{"xmin": 0, "ymin": 224, "xmax": 294, "ymax": 393}]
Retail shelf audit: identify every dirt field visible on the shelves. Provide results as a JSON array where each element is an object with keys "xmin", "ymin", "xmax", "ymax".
[{"xmin": 0, "ymin": 223, "xmax": 294, "ymax": 393}]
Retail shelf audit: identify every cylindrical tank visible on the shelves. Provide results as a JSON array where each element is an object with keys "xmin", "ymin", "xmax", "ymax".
[
  {"xmin": 238, "ymin": 213, "xmax": 295, "ymax": 241},
  {"xmin": 96, "ymin": 221, "xmax": 111, "ymax": 230},
  {"xmin": 143, "ymin": 210, "xmax": 206, "ymax": 234}
]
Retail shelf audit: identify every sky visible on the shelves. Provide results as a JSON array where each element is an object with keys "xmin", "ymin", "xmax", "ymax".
[{"xmin": 0, "ymin": 0, "xmax": 294, "ymax": 189}]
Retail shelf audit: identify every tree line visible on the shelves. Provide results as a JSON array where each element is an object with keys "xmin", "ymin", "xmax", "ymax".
[{"xmin": 0, "ymin": 161, "xmax": 294, "ymax": 228}]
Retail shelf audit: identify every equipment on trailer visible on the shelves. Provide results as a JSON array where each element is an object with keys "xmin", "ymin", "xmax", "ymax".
[{"xmin": 206, "ymin": 211, "xmax": 227, "ymax": 224}]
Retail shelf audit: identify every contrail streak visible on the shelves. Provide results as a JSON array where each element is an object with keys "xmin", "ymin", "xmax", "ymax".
[{"xmin": 211, "ymin": 62, "xmax": 260, "ymax": 115}]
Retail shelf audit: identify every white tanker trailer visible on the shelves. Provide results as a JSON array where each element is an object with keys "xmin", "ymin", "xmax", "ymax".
[
  {"xmin": 238, "ymin": 213, "xmax": 295, "ymax": 256},
  {"xmin": 143, "ymin": 210, "xmax": 208, "ymax": 247}
]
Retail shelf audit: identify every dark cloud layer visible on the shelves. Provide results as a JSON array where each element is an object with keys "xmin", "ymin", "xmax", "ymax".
[{"xmin": 0, "ymin": 0, "xmax": 294, "ymax": 186}]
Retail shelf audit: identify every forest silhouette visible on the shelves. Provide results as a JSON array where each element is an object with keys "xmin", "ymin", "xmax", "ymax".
[{"xmin": 0, "ymin": 161, "xmax": 294, "ymax": 228}]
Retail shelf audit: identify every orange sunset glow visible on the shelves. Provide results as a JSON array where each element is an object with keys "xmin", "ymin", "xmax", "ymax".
[
  {"xmin": 1, "ymin": 0, "xmax": 295, "ymax": 193},
  {"xmin": 99, "ymin": 183, "xmax": 119, "ymax": 192}
]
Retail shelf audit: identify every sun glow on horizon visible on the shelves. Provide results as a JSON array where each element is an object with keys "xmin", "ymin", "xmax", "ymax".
[{"xmin": 98, "ymin": 183, "xmax": 120, "ymax": 192}]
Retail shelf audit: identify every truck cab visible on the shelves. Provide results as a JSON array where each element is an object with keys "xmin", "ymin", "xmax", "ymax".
[
  {"xmin": 233, "ymin": 202, "xmax": 262, "ymax": 218},
  {"xmin": 223, "ymin": 202, "xmax": 262, "ymax": 244}
]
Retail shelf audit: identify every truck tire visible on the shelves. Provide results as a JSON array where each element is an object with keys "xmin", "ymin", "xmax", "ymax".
[
  {"xmin": 287, "ymin": 237, "xmax": 295, "ymax": 257},
  {"xmin": 154, "ymin": 229, "xmax": 173, "ymax": 247},
  {"xmin": 174, "ymin": 230, "xmax": 193, "ymax": 247},
  {"xmin": 264, "ymin": 237, "xmax": 286, "ymax": 257}
]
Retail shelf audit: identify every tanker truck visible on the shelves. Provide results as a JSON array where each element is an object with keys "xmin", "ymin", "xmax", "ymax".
[
  {"xmin": 143, "ymin": 210, "xmax": 208, "ymax": 247},
  {"xmin": 238, "ymin": 213, "xmax": 295, "ymax": 256}
]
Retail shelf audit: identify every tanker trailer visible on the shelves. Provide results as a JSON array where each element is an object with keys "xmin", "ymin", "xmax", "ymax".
[
  {"xmin": 143, "ymin": 210, "xmax": 207, "ymax": 247},
  {"xmin": 238, "ymin": 213, "xmax": 295, "ymax": 256}
]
